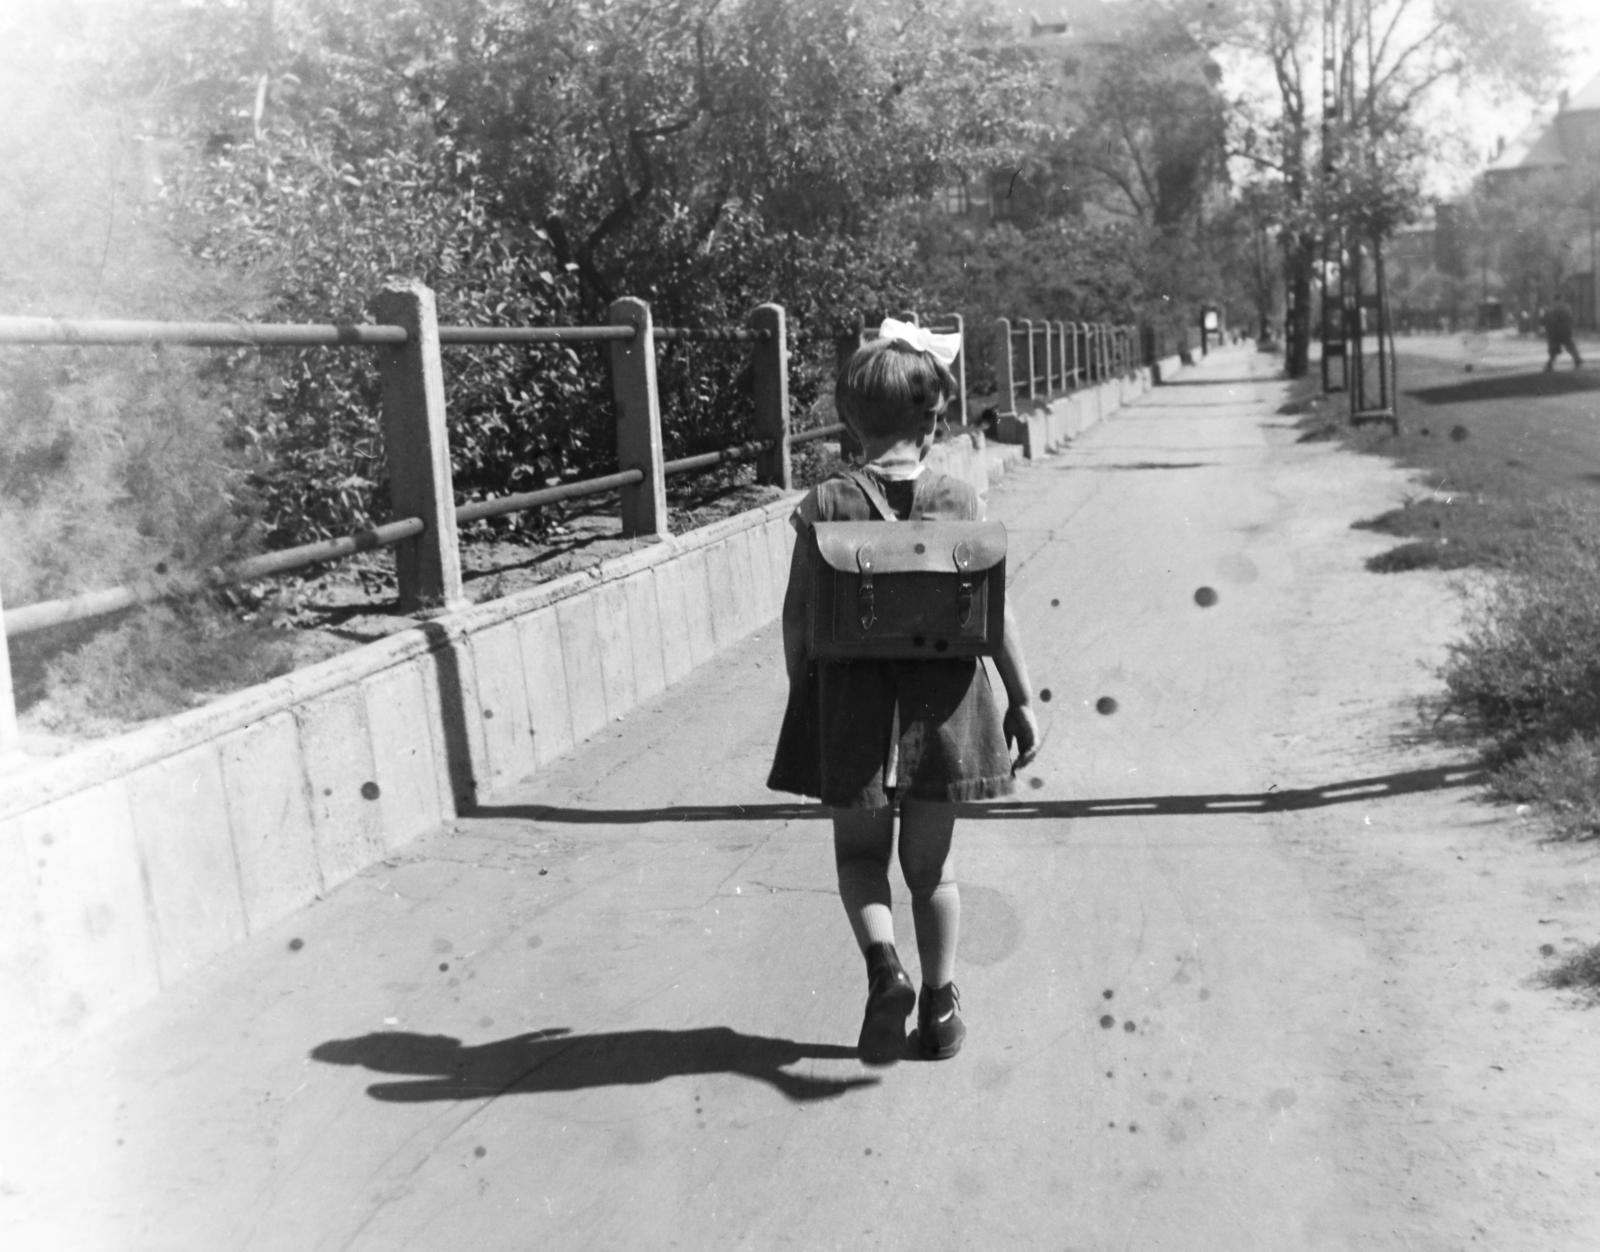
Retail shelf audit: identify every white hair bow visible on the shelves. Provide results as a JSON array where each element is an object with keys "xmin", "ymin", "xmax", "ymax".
[{"xmin": 878, "ymin": 318, "xmax": 962, "ymax": 367}]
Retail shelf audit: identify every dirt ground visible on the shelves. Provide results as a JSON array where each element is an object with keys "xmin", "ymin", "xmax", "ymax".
[{"xmin": 4, "ymin": 345, "xmax": 1600, "ymax": 1249}]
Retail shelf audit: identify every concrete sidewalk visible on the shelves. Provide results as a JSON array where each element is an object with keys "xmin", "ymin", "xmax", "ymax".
[{"xmin": 4, "ymin": 345, "xmax": 1533, "ymax": 1250}]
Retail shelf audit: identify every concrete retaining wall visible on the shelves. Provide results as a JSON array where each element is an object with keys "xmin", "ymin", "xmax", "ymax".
[
  {"xmin": 995, "ymin": 367, "xmax": 1160, "ymax": 460},
  {"xmin": 0, "ymin": 436, "xmax": 1005, "ymax": 1068}
]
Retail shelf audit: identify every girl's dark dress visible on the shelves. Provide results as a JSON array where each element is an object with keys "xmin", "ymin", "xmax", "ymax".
[{"xmin": 767, "ymin": 469, "xmax": 1016, "ymax": 809}]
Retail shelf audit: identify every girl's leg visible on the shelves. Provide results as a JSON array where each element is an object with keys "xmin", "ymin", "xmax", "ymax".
[
  {"xmin": 898, "ymin": 800, "xmax": 959, "ymax": 988},
  {"xmin": 834, "ymin": 806, "xmax": 915, "ymax": 1063},
  {"xmin": 832, "ymin": 806, "xmax": 897, "ymax": 951}
]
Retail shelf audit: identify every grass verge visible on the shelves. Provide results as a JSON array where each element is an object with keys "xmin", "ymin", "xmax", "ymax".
[{"xmin": 1297, "ymin": 363, "xmax": 1600, "ymax": 841}]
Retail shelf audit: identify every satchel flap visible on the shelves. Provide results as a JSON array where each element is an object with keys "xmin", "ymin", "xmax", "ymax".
[{"xmin": 813, "ymin": 521, "xmax": 1007, "ymax": 575}]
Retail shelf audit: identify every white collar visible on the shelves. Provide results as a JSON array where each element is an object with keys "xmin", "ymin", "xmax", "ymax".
[{"xmin": 863, "ymin": 459, "xmax": 925, "ymax": 483}]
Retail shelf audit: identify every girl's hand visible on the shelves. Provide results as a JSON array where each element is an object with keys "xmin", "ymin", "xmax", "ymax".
[{"xmin": 1004, "ymin": 702, "xmax": 1041, "ymax": 771}]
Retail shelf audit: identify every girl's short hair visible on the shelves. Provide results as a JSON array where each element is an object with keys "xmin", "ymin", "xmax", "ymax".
[{"xmin": 835, "ymin": 339, "xmax": 957, "ymax": 441}]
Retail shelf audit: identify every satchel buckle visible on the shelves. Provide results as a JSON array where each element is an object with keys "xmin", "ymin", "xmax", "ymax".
[
  {"xmin": 857, "ymin": 543, "xmax": 876, "ymax": 631},
  {"xmin": 953, "ymin": 541, "xmax": 975, "ymax": 627}
]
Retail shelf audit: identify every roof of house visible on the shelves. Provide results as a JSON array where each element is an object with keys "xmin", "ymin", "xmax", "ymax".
[{"xmin": 1485, "ymin": 71, "xmax": 1600, "ymax": 177}]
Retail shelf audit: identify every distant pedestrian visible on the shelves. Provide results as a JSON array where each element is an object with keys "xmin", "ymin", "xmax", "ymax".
[
  {"xmin": 768, "ymin": 322, "xmax": 1039, "ymax": 1064},
  {"xmin": 1544, "ymin": 298, "xmax": 1582, "ymax": 371}
]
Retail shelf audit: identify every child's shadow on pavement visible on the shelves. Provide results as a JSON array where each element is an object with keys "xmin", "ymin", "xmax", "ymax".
[{"xmin": 311, "ymin": 1026, "xmax": 875, "ymax": 1103}]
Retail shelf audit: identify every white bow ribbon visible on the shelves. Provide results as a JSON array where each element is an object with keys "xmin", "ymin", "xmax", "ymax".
[{"xmin": 878, "ymin": 317, "xmax": 962, "ymax": 367}]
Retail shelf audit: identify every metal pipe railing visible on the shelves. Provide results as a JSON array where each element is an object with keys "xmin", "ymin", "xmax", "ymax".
[
  {"xmin": 0, "ymin": 297, "xmax": 958, "ymax": 739},
  {"xmin": 455, "ymin": 469, "xmax": 647, "ymax": 526},
  {"xmin": 0, "ymin": 317, "xmax": 776, "ymax": 349},
  {"xmin": 663, "ymin": 438, "xmax": 775, "ymax": 477},
  {"xmin": 0, "ymin": 316, "xmax": 408, "ymax": 347},
  {"xmin": 4, "ymin": 517, "xmax": 426, "ymax": 637},
  {"xmin": 790, "ymin": 422, "xmax": 846, "ymax": 446}
]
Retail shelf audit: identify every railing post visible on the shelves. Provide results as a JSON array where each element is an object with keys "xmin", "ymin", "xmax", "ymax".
[
  {"xmin": 369, "ymin": 281, "xmax": 465, "ymax": 615},
  {"xmin": 1043, "ymin": 320, "xmax": 1055, "ymax": 393},
  {"xmin": 750, "ymin": 303, "xmax": 791, "ymax": 490},
  {"xmin": 943, "ymin": 312, "xmax": 968, "ymax": 427},
  {"xmin": 1019, "ymin": 318, "xmax": 1036, "ymax": 400},
  {"xmin": 0, "ymin": 587, "xmax": 17, "ymax": 756},
  {"xmin": 994, "ymin": 317, "xmax": 1017, "ymax": 417},
  {"xmin": 609, "ymin": 296, "xmax": 668, "ymax": 539}
]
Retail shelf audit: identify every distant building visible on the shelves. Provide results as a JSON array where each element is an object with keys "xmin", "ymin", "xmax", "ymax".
[
  {"xmin": 1484, "ymin": 73, "xmax": 1600, "ymax": 188},
  {"xmin": 1480, "ymin": 72, "xmax": 1600, "ymax": 329}
]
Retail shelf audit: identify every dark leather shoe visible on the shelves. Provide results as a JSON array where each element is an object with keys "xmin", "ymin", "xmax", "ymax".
[
  {"xmin": 917, "ymin": 982, "xmax": 966, "ymax": 1060},
  {"xmin": 857, "ymin": 944, "xmax": 916, "ymax": 1064}
]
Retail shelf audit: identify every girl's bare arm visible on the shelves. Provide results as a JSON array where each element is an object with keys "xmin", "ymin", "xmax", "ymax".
[{"xmin": 995, "ymin": 603, "xmax": 1041, "ymax": 767}]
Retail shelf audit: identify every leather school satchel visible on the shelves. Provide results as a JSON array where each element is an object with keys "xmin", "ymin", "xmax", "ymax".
[{"xmin": 807, "ymin": 469, "xmax": 1006, "ymax": 660}]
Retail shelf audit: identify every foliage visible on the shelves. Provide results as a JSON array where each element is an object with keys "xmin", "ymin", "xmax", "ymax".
[
  {"xmin": 1489, "ymin": 736, "xmax": 1600, "ymax": 841},
  {"xmin": 1458, "ymin": 168, "xmax": 1597, "ymax": 315},
  {"xmin": 86, "ymin": 0, "xmax": 1040, "ymax": 544},
  {"xmin": 25, "ymin": 602, "xmax": 296, "ymax": 734},
  {"xmin": 1056, "ymin": 2, "xmax": 1230, "ymax": 232},
  {"xmin": 1442, "ymin": 527, "xmax": 1600, "ymax": 753},
  {"xmin": 894, "ymin": 208, "xmax": 1157, "ymax": 391},
  {"xmin": 0, "ymin": 1, "xmax": 268, "ymax": 609},
  {"xmin": 1209, "ymin": 0, "xmax": 1562, "ymax": 374}
]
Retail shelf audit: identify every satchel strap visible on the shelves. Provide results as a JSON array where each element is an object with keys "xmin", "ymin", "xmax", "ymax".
[{"xmin": 835, "ymin": 467, "xmax": 924, "ymax": 522}]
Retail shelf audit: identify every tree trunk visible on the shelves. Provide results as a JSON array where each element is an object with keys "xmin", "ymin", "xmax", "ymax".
[{"xmin": 1284, "ymin": 231, "xmax": 1315, "ymax": 377}]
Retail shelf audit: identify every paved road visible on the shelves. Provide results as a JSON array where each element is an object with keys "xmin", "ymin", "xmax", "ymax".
[{"xmin": 8, "ymin": 344, "xmax": 1598, "ymax": 1251}]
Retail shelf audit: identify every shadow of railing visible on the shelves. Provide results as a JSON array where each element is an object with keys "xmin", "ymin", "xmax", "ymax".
[{"xmin": 467, "ymin": 763, "xmax": 1484, "ymax": 826}]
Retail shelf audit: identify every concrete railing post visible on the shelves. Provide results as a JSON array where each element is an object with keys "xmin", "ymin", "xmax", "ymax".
[
  {"xmin": 609, "ymin": 297, "xmax": 668, "ymax": 539},
  {"xmin": 994, "ymin": 317, "xmax": 1017, "ymax": 417},
  {"xmin": 750, "ymin": 303, "xmax": 791, "ymax": 489},
  {"xmin": 0, "ymin": 586, "xmax": 17, "ymax": 756},
  {"xmin": 944, "ymin": 312, "xmax": 968, "ymax": 427},
  {"xmin": 1019, "ymin": 318, "xmax": 1036, "ymax": 400},
  {"xmin": 370, "ymin": 281, "xmax": 465, "ymax": 615}
]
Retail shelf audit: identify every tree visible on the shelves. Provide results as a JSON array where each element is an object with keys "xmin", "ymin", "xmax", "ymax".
[
  {"xmin": 92, "ymin": 0, "xmax": 1044, "ymax": 541},
  {"xmin": 1210, "ymin": 0, "xmax": 1561, "ymax": 375},
  {"xmin": 1061, "ymin": 2, "xmax": 1230, "ymax": 233}
]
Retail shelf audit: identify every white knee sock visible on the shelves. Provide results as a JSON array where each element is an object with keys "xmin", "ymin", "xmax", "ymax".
[{"xmin": 911, "ymin": 881, "xmax": 960, "ymax": 988}]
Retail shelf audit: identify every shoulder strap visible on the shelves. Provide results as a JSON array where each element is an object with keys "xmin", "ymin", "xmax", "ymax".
[{"xmin": 836, "ymin": 467, "xmax": 922, "ymax": 522}]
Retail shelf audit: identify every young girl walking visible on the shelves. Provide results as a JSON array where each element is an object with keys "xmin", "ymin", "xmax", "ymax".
[{"xmin": 768, "ymin": 321, "xmax": 1040, "ymax": 1064}]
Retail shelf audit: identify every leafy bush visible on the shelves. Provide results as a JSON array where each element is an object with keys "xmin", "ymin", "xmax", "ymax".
[
  {"xmin": 25, "ymin": 602, "xmax": 295, "ymax": 735},
  {"xmin": 1487, "ymin": 735, "xmax": 1600, "ymax": 840},
  {"xmin": 1442, "ymin": 530, "xmax": 1600, "ymax": 751}
]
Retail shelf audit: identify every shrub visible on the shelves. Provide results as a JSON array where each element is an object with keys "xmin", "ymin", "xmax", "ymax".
[
  {"xmin": 1487, "ymin": 735, "xmax": 1600, "ymax": 840},
  {"xmin": 1442, "ymin": 533, "xmax": 1600, "ymax": 750},
  {"xmin": 26, "ymin": 602, "xmax": 295, "ymax": 736}
]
